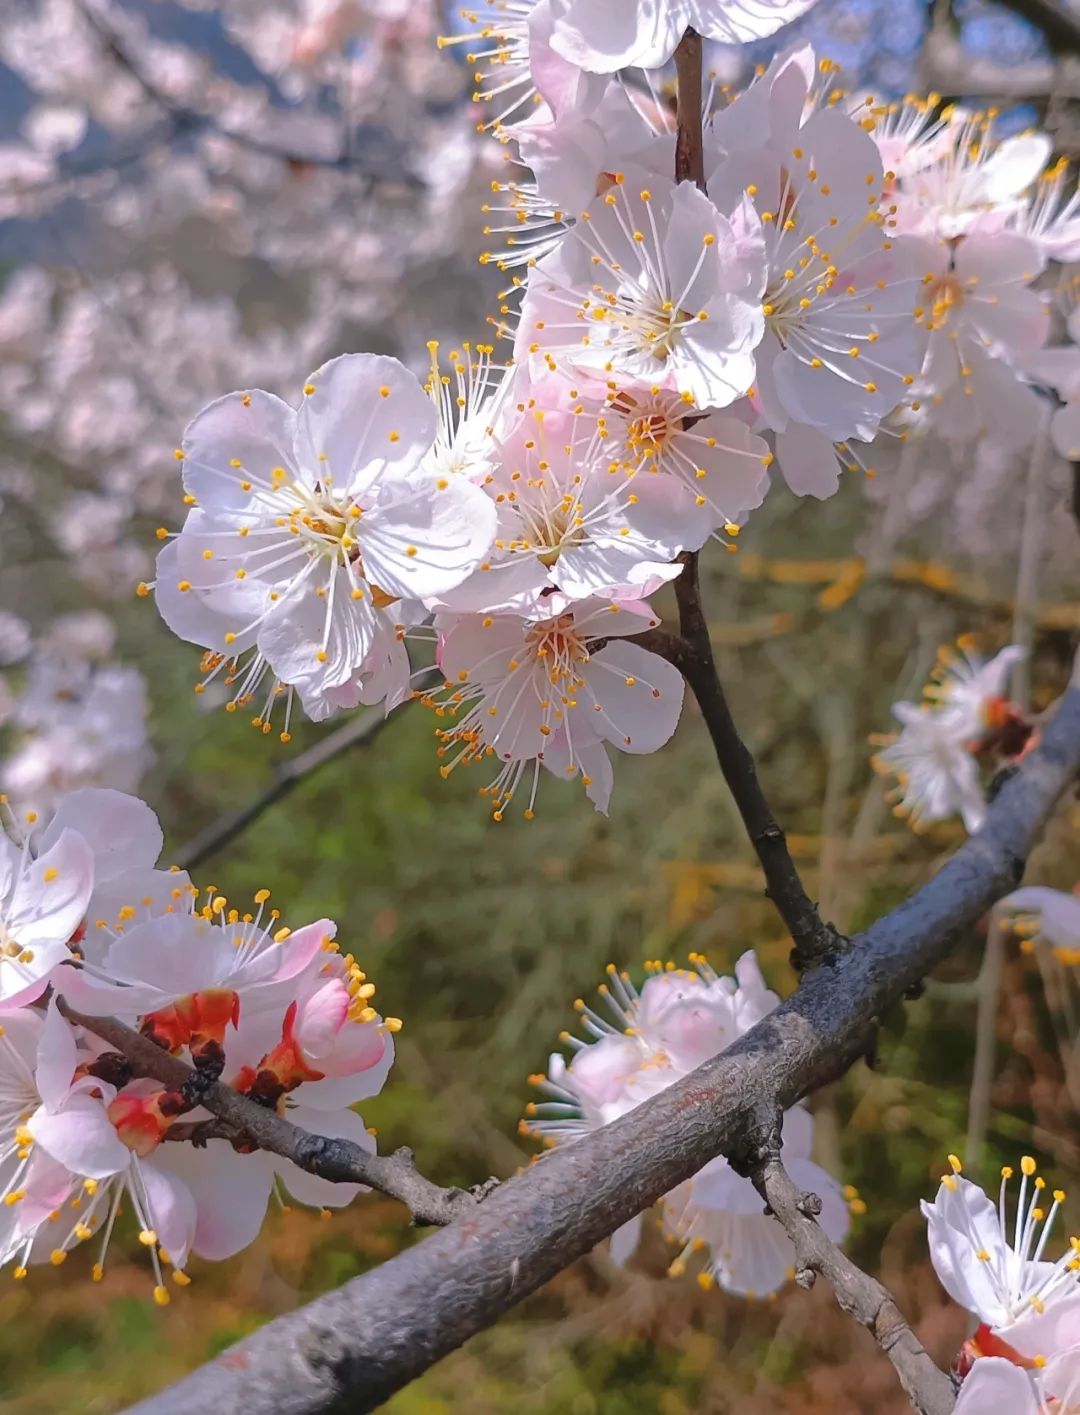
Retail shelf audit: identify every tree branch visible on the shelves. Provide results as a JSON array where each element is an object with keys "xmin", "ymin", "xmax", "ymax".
[
  {"xmin": 121, "ymin": 657, "xmax": 1080, "ymax": 1415},
  {"xmin": 59, "ymin": 1003, "xmax": 482, "ymax": 1228},
  {"xmin": 666, "ymin": 553, "xmax": 843, "ymax": 970},
  {"xmin": 992, "ymin": 0, "xmax": 1080, "ymax": 54},
  {"xmin": 173, "ymin": 696, "xmax": 426, "ymax": 872},
  {"xmin": 669, "ymin": 33, "xmax": 839, "ymax": 971},
  {"xmin": 674, "ymin": 29, "xmax": 705, "ymax": 191},
  {"xmin": 752, "ymin": 1152, "xmax": 956, "ymax": 1415}
]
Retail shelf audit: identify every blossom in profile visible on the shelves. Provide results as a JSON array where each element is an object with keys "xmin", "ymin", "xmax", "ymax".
[
  {"xmin": 0, "ymin": 800, "xmax": 94, "ymax": 1011},
  {"xmin": 153, "ymin": 354, "xmax": 497, "ymax": 728},
  {"xmin": 525, "ymin": 952, "xmax": 849, "ymax": 1293},
  {"xmin": 548, "ymin": 0, "xmax": 818, "ymax": 73},
  {"xmin": 873, "ymin": 703, "xmax": 987, "ymax": 832},
  {"xmin": 999, "ymin": 886, "xmax": 1080, "ymax": 967},
  {"xmin": 439, "ymin": 0, "xmax": 607, "ymax": 139},
  {"xmin": 890, "ymin": 111, "xmax": 1052, "ymax": 241},
  {"xmin": 872, "ymin": 641, "xmax": 1027, "ymax": 833}
]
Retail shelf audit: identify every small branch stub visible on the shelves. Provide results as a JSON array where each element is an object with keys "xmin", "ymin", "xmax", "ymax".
[{"xmin": 753, "ymin": 1155, "xmax": 955, "ymax": 1415}]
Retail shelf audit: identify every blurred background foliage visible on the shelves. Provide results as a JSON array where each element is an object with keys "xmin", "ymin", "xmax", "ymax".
[{"xmin": 4, "ymin": 0, "xmax": 1080, "ymax": 1409}]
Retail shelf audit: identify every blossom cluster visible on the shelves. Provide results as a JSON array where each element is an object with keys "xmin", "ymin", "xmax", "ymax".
[
  {"xmin": 523, "ymin": 951, "xmax": 851, "ymax": 1294},
  {"xmin": 0, "ymin": 787, "xmax": 396, "ymax": 1300},
  {"xmin": 923, "ymin": 1155, "xmax": 1080, "ymax": 1411},
  {"xmin": 143, "ymin": 16, "xmax": 1080, "ymax": 818}
]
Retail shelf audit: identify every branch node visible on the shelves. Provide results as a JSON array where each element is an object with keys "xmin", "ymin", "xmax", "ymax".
[{"xmin": 796, "ymin": 1190, "xmax": 823, "ymax": 1218}]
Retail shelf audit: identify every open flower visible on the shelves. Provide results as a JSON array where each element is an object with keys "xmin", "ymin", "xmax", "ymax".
[
  {"xmin": 54, "ymin": 893, "xmax": 333, "ymax": 1039},
  {"xmin": 872, "ymin": 641, "xmax": 1027, "ymax": 833},
  {"xmin": 439, "ymin": 0, "xmax": 607, "ymax": 139},
  {"xmin": 923, "ymin": 1154, "xmax": 1080, "ymax": 1358},
  {"xmin": 431, "ymin": 596, "xmax": 684, "ymax": 816},
  {"xmin": 0, "ymin": 1002, "xmax": 194, "ymax": 1303},
  {"xmin": 662, "ymin": 1103, "xmax": 850, "ymax": 1298},
  {"xmin": 153, "ymin": 354, "xmax": 497, "ymax": 727},
  {"xmin": 438, "ymin": 378, "xmax": 709, "ymax": 615},
  {"xmin": 710, "ymin": 106, "xmax": 927, "ymax": 467},
  {"xmin": 908, "ymin": 231, "xmax": 1050, "ymax": 451},
  {"xmin": 890, "ymin": 111, "xmax": 1052, "ymax": 241},
  {"xmin": 873, "ymin": 702, "xmax": 988, "ymax": 833},
  {"xmin": 0, "ymin": 801, "xmax": 94, "ymax": 1011},
  {"xmin": 516, "ymin": 173, "xmax": 765, "ymax": 411},
  {"xmin": 583, "ymin": 380, "xmax": 771, "ymax": 531}
]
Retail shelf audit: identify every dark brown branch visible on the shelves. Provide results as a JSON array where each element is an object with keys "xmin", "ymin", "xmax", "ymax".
[
  {"xmin": 669, "ymin": 34, "xmax": 838, "ymax": 971},
  {"xmin": 674, "ymin": 29, "xmax": 705, "ymax": 191},
  {"xmin": 173, "ymin": 695, "xmax": 427, "ymax": 872},
  {"xmin": 59, "ymin": 1003, "xmax": 481, "ymax": 1228},
  {"xmin": 667, "ymin": 554, "xmax": 843, "ymax": 970},
  {"xmin": 121, "ymin": 602, "xmax": 1080, "ymax": 1415},
  {"xmin": 753, "ymin": 1152, "xmax": 956, "ymax": 1415}
]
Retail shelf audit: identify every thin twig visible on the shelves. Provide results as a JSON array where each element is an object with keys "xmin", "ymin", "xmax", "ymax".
[
  {"xmin": 59, "ymin": 1002, "xmax": 485, "ymax": 1227},
  {"xmin": 173, "ymin": 698, "xmax": 423, "ymax": 872},
  {"xmin": 752, "ymin": 1152, "xmax": 956, "ymax": 1415},
  {"xmin": 121, "ymin": 645, "xmax": 1080, "ymax": 1415},
  {"xmin": 673, "ymin": 29, "xmax": 705, "ymax": 192},
  {"xmin": 663, "ymin": 555, "xmax": 843, "ymax": 970}
]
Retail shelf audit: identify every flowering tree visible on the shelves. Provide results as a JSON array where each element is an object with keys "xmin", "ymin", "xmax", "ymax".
[{"xmin": 5, "ymin": 1, "xmax": 1080, "ymax": 1413}]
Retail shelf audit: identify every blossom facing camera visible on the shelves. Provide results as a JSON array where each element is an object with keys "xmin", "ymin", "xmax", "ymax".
[
  {"xmin": 152, "ymin": 354, "xmax": 497, "ymax": 730},
  {"xmin": 516, "ymin": 174, "xmax": 766, "ymax": 412},
  {"xmin": 429, "ymin": 597, "xmax": 684, "ymax": 818}
]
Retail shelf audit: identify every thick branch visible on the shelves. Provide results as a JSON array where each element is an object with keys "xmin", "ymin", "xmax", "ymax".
[
  {"xmin": 753, "ymin": 1153, "xmax": 956, "ymax": 1415},
  {"xmin": 123, "ymin": 661, "xmax": 1080, "ymax": 1415},
  {"xmin": 60, "ymin": 1004, "xmax": 479, "ymax": 1227}
]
